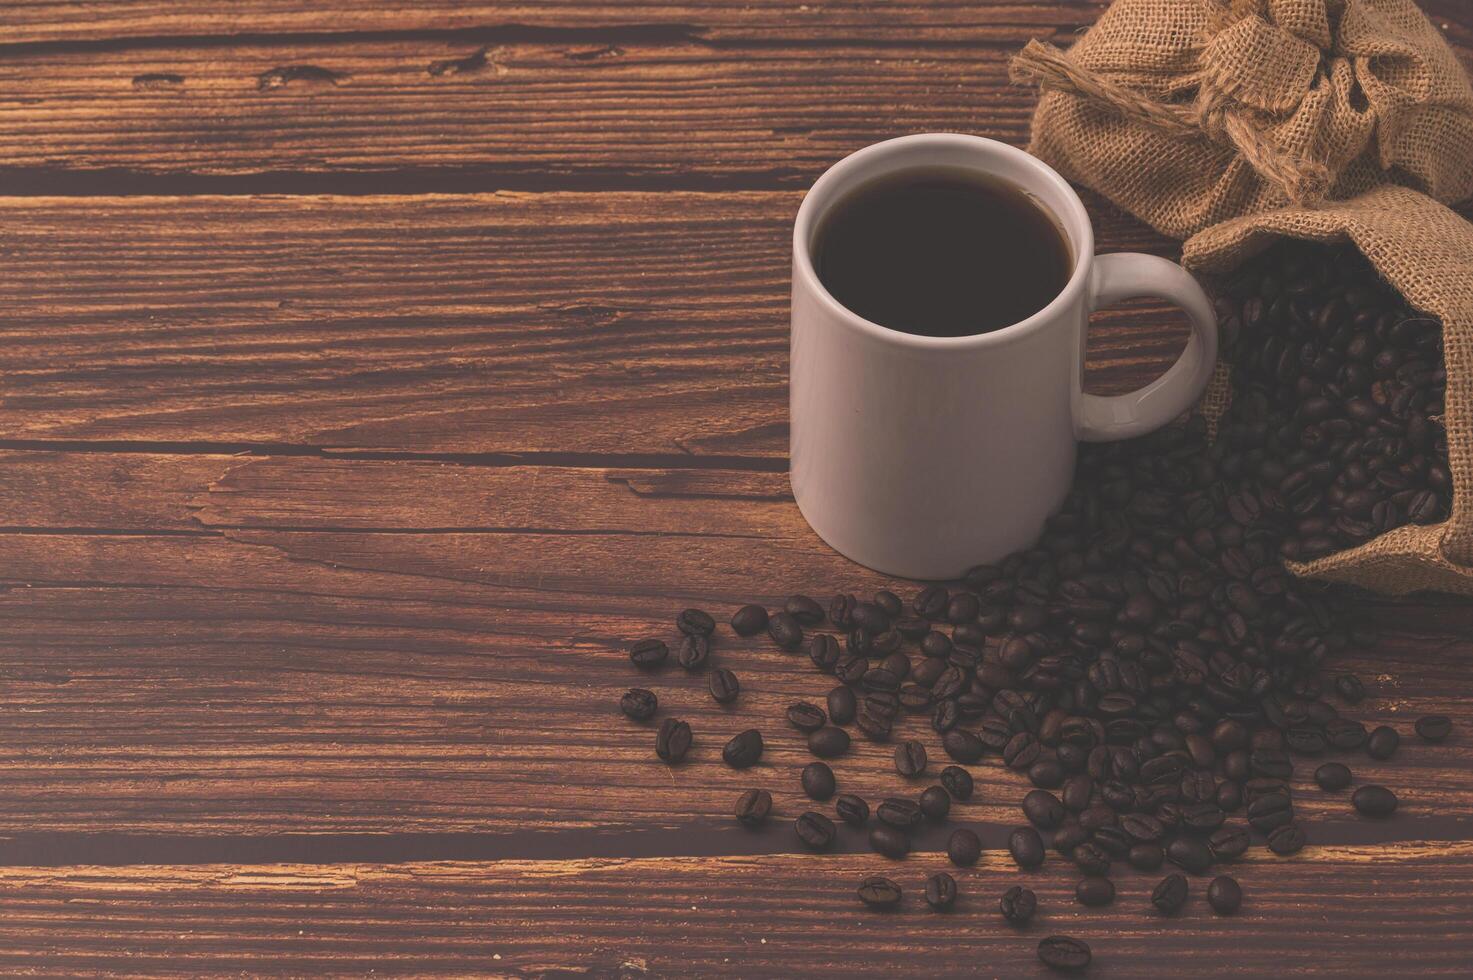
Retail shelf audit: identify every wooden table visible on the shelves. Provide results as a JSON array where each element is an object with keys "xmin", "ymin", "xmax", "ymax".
[{"xmin": 2, "ymin": 2, "xmax": 1472, "ymax": 975}]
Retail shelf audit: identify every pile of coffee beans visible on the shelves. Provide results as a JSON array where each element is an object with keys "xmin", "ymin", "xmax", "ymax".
[{"xmin": 615, "ymin": 242, "xmax": 1455, "ymax": 972}]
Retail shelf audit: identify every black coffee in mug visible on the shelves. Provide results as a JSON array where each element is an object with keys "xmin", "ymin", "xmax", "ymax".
[{"xmin": 812, "ymin": 167, "xmax": 1072, "ymax": 337}]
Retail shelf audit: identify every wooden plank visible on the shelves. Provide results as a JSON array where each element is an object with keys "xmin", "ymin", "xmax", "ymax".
[
  {"xmin": 0, "ymin": 454, "xmax": 1467, "ymax": 837},
  {"xmin": 0, "ymin": 192, "xmax": 1180, "ymax": 454},
  {"xmin": 1, "ymin": 848, "xmax": 1471, "ymax": 976},
  {"xmin": 2, "ymin": 1, "xmax": 1114, "ymax": 45}
]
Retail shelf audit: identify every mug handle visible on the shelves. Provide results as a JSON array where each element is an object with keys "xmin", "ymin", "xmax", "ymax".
[{"xmin": 1076, "ymin": 252, "xmax": 1218, "ymax": 442}]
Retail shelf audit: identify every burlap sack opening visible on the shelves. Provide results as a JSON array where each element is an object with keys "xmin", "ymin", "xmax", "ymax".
[
  {"xmin": 1182, "ymin": 185, "xmax": 1473, "ymax": 595},
  {"xmin": 1012, "ymin": 0, "xmax": 1473, "ymax": 240}
]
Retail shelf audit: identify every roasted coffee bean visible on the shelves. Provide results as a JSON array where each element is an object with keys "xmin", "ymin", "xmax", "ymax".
[
  {"xmin": 1129, "ymin": 843, "xmax": 1164, "ymax": 871},
  {"xmin": 1075, "ymin": 876, "xmax": 1115, "ymax": 907},
  {"xmin": 1166, "ymin": 836, "xmax": 1213, "ymax": 874},
  {"xmin": 1352, "ymin": 784, "xmax": 1399, "ymax": 817},
  {"xmin": 1367, "ymin": 725, "xmax": 1400, "ymax": 760},
  {"xmin": 730, "ymin": 604, "xmax": 769, "ymax": 637},
  {"xmin": 723, "ymin": 729, "xmax": 763, "ymax": 769},
  {"xmin": 877, "ymin": 797, "xmax": 923, "ymax": 829},
  {"xmin": 836, "ymin": 793, "xmax": 870, "ymax": 826},
  {"xmin": 870, "ymin": 824, "xmax": 910, "ymax": 859},
  {"xmin": 1285, "ymin": 725, "xmax": 1327, "ymax": 755},
  {"xmin": 1415, "ymin": 714, "xmax": 1452, "ymax": 742},
  {"xmin": 836, "ymin": 654, "xmax": 869, "ymax": 686},
  {"xmin": 857, "ymin": 875, "xmax": 902, "ymax": 909},
  {"xmin": 1149, "ymin": 875, "xmax": 1189, "ymax": 920},
  {"xmin": 827, "ymin": 686, "xmax": 857, "ymax": 726},
  {"xmin": 940, "ymin": 765, "xmax": 975, "ymax": 801},
  {"xmin": 894, "ymin": 740, "xmax": 928, "ymax": 778},
  {"xmin": 925, "ymin": 872, "xmax": 958, "ymax": 911},
  {"xmin": 1267, "ymin": 823, "xmax": 1306, "ymax": 855},
  {"xmin": 677, "ymin": 633, "xmax": 711, "ymax": 670},
  {"xmin": 809, "ymin": 633, "xmax": 841, "ymax": 672},
  {"xmin": 1004, "ymin": 732, "xmax": 1042, "ymax": 770},
  {"xmin": 1181, "ymin": 802, "xmax": 1227, "ymax": 834},
  {"xmin": 1251, "ymin": 749, "xmax": 1293, "ymax": 780},
  {"xmin": 1072, "ymin": 842, "xmax": 1110, "ymax": 877},
  {"xmin": 767, "ymin": 612, "xmax": 803, "ymax": 651},
  {"xmin": 796, "ymin": 811, "xmax": 836, "ymax": 850},
  {"xmin": 1009, "ymin": 826, "xmax": 1046, "ymax": 868},
  {"xmin": 1325, "ymin": 718, "xmax": 1368, "ymax": 750},
  {"xmin": 787, "ymin": 701, "xmax": 826, "ymax": 732},
  {"xmin": 1029, "ymin": 759, "xmax": 1065, "ymax": 789},
  {"xmin": 942, "ymin": 728, "xmax": 985, "ymax": 764},
  {"xmin": 1121, "ymin": 813, "xmax": 1164, "ymax": 843},
  {"xmin": 949, "ymin": 828, "xmax": 982, "ymax": 866},
  {"xmin": 1062, "ymin": 774, "xmax": 1093, "ymax": 811},
  {"xmin": 677, "ymin": 608, "xmax": 715, "ymax": 636},
  {"xmin": 914, "ymin": 585, "xmax": 949, "ymax": 619},
  {"xmin": 629, "ymin": 639, "xmax": 669, "ymax": 669},
  {"xmin": 1053, "ymin": 823, "xmax": 1091, "ymax": 855},
  {"xmin": 1000, "ymin": 885, "xmax": 1037, "ymax": 924},
  {"xmin": 1315, "ymin": 762, "xmax": 1353, "ymax": 791},
  {"xmin": 946, "ymin": 592, "xmax": 980, "ymax": 624},
  {"xmin": 873, "ymin": 589, "xmax": 903, "ymax": 619},
  {"xmin": 808, "ymin": 726, "xmax": 851, "ymax": 759},
  {"xmin": 785, "ymin": 594, "xmax": 825, "ymax": 626},
  {"xmin": 734, "ymin": 789, "xmax": 771, "ymax": 827},
  {"xmin": 619, "ymin": 688, "xmax": 658, "ymax": 721},
  {"xmin": 920, "ymin": 785, "xmax": 952, "ymax": 821},
  {"xmin": 1248, "ymin": 792, "xmax": 1294, "ymax": 832},
  {"xmin": 1207, "ymin": 875, "xmax": 1242, "ymax": 914},
  {"xmin": 1209, "ymin": 826, "xmax": 1251, "ymax": 861},
  {"xmin": 1023, "ymin": 790, "xmax": 1067, "ymax": 830},
  {"xmin": 1335, "ymin": 673, "xmax": 1366, "ymax": 703},
  {"xmin": 857, "ymin": 709, "xmax": 894, "ymax": 742},
  {"xmin": 707, "ymin": 667, "xmax": 740, "ymax": 705},
  {"xmin": 852, "ymin": 602, "xmax": 890, "ymax": 634},
  {"xmin": 802, "ymin": 762, "xmax": 836, "ymax": 801},
  {"xmin": 656, "ymin": 718, "xmax": 691, "ymax": 763},
  {"xmin": 1038, "ymin": 936, "xmax": 1091, "ymax": 972}
]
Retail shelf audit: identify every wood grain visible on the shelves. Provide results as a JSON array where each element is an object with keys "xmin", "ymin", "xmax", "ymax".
[
  {"xmin": 0, "ymin": 192, "xmax": 1181, "ymax": 454},
  {"xmin": 1, "ymin": 848, "xmax": 1471, "ymax": 976}
]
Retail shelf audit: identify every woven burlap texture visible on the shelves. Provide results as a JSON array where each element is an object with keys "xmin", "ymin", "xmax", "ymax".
[
  {"xmin": 1012, "ymin": 0, "xmax": 1473, "ymax": 240},
  {"xmin": 1183, "ymin": 185, "xmax": 1473, "ymax": 596}
]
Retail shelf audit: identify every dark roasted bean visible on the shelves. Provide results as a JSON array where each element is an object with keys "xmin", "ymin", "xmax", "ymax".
[
  {"xmin": 1209, "ymin": 826, "xmax": 1251, "ymax": 860},
  {"xmin": 1000, "ymin": 885, "xmax": 1037, "ymax": 924},
  {"xmin": 948, "ymin": 828, "xmax": 982, "ymax": 866},
  {"xmin": 925, "ymin": 872, "xmax": 958, "ymax": 911},
  {"xmin": 857, "ymin": 875, "xmax": 902, "ymax": 909},
  {"xmin": 877, "ymin": 797, "xmax": 923, "ymax": 830},
  {"xmin": 655, "ymin": 718, "xmax": 691, "ymax": 763},
  {"xmin": 785, "ymin": 594, "xmax": 825, "ymax": 625},
  {"xmin": 835, "ymin": 793, "xmax": 870, "ymax": 826},
  {"xmin": 1367, "ymin": 725, "xmax": 1400, "ymax": 760},
  {"xmin": 808, "ymin": 726, "xmax": 851, "ymax": 759},
  {"xmin": 629, "ymin": 638, "xmax": 669, "ymax": 669},
  {"xmin": 801, "ymin": 762, "xmax": 836, "ymax": 801},
  {"xmin": 676, "ymin": 633, "xmax": 710, "ymax": 670},
  {"xmin": 1009, "ymin": 826, "xmax": 1046, "ymax": 868},
  {"xmin": 796, "ymin": 811, "xmax": 836, "ymax": 850},
  {"xmin": 1352, "ymin": 784, "xmax": 1398, "ymax": 817},
  {"xmin": 708, "ymin": 668, "xmax": 740, "ymax": 704},
  {"xmin": 1315, "ymin": 762, "xmax": 1353, "ymax": 791},
  {"xmin": 1075, "ymin": 876, "xmax": 1115, "ymax": 907},
  {"xmin": 677, "ymin": 608, "xmax": 715, "ymax": 636},
  {"xmin": 940, "ymin": 765, "xmax": 974, "ymax": 801},
  {"xmin": 619, "ymin": 688, "xmax": 658, "ymax": 721},
  {"xmin": 1207, "ymin": 875, "xmax": 1242, "ymax": 914},
  {"xmin": 1129, "ymin": 843, "xmax": 1164, "ymax": 871},
  {"xmin": 730, "ymin": 604, "xmax": 769, "ymax": 637},
  {"xmin": 827, "ymin": 686, "xmax": 857, "ymax": 725},
  {"xmin": 920, "ymin": 785, "xmax": 952, "ymax": 820},
  {"xmin": 870, "ymin": 824, "xmax": 910, "ymax": 859},
  {"xmin": 767, "ymin": 611, "xmax": 803, "ymax": 651},
  {"xmin": 1267, "ymin": 823, "xmax": 1306, "ymax": 855},
  {"xmin": 722, "ymin": 729, "xmax": 763, "ymax": 769},
  {"xmin": 1152, "ymin": 873, "xmax": 1189, "ymax": 914},
  {"xmin": 894, "ymin": 740, "xmax": 928, "ymax": 778},
  {"xmin": 1415, "ymin": 714, "xmax": 1452, "ymax": 742},
  {"xmin": 1023, "ymin": 790, "xmax": 1067, "ymax": 830},
  {"xmin": 809, "ymin": 633, "xmax": 841, "ymax": 672},
  {"xmin": 734, "ymin": 789, "xmax": 771, "ymax": 827},
  {"xmin": 1038, "ymin": 936, "xmax": 1092, "ymax": 972},
  {"xmin": 787, "ymin": 701, "xmax": 826, "ymax": 732},
  {"xmin": 1166, "ymin": 836, "xmax": 1213, "ymax": 874}
]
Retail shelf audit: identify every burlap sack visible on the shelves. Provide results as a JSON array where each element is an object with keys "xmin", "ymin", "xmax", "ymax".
[
  {"xmin": 1182, "ymin": 185, "xmax": 1473, "ymax": 595},
  {"xmin": 1011, "ymin": 0, "xmax": 1473, "ymax": 240}
]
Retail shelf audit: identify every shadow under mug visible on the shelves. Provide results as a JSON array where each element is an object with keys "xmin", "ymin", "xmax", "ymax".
[{"xmin": 790, "ymin": 133, "xmax": 1218, "ymax": 580}]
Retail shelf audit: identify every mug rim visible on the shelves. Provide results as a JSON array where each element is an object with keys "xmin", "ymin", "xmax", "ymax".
[{"xmin": 793, "ymin": 133, "xmax": 1095, "ymax": 350}]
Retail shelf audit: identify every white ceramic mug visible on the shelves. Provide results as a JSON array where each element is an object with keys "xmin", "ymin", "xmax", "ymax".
[{"xmin": 790, "ymin": 133, "xmax": 1218, "ymax": 579}]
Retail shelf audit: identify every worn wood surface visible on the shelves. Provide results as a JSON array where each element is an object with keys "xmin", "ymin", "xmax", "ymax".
[{"xmin": 1, "ymin": 1, "xmax": 1472, "ymax": 976}]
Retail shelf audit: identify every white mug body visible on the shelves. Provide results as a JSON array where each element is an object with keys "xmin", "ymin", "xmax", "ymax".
[{"xmin": 790, "ymin": 134, "xmax": 1217, "ymax": 579}]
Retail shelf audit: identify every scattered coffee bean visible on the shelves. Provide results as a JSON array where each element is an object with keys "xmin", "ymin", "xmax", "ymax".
[
  {"xmin": 925, "ymin": 872, "xmax": 958, "ymax": 911},
  {"xmin": 1038, "ymin": 936, "xmax": 1091, "ymax": 972},
  {"xmin": 809, "ymin": 633, "xmax": 841, "ymax": 672},
  {"xmin": 1415, "ymin": 715, "xmax": 1452, "ymax": 743},
  {"xmin": 787, "ymin": 701, "xmax": 826, "ymax": 732},
  {"xmin": 1009, "ymin": 826, "xmax": 1046, "ymax": 868},
  {"xmin": 676, "ymin": 608, "xmax": 715, "ymax": 636},
  {"xmin": 1207, "ymin": 875, "xmax": 1242, "ymax": 915},
  {"xmin": 877, "ymin": 797, "xmax": 923, "ymax": 829},
  {"xmin": 1075, "ymin": 876, "xmax": 1115, "ymax": 907},
  {"xmin": 795, "ymin": 811, "xmax": 836, "ymax": 850},
  {"xmin": 941, "ymin": 728, "xmax": 985, "ymax": 764},
  {"xmin": 767, "ymin": 611, "xmax": 803, "ymax": 651},
  {"xmin": 1072, "ymin": 841, "xmax": 1110, "ymax": 876},
  {"xmin": 1267, "ymin": 823, "xmax": 1306, "ymax": 855},
  {"xmin": 940, "ymin": 766, "xmax": 974, "ymax": 803},
  {"xmin": 619, "ymin": 688, "xmax": 657, "ymax": 721},
  {"xmin": 1166, "ymin": 836, "xmax": 1213, "ymax": 875},
  {"xmin": 1000, "ymin": 885, "xmax": 1037, "ymax": 924},
  {"xmin": 729, "ymin": 603, "xmax": 768, "ymax": 637},
  {"xmin": 1335, "ymin": 673, "xmax": 1366, "ymax": 704},
  {"xmin": 857, "ymin": 875, "xmax": 902, "ymax": 909},
  {"xmin": 722, "ymin": 729, "xmax": 764, "ymax": 769},
  {"xmin": 948, "ymin": 828, "xmax": 982, "ymax": 866},
  {"xmin": 655, "ymin": 718, "xmax": 691, "ymax": 763},
  {"xmin": 800, "ymin": 761, "xmax": 836, "ymax": 801},
  {"xmin": 1352, "ymin": 784, "xmax": 1398, "ymax": 817},
  {"xmin": 676, "ymin": 633, "xmax": 710, "ymax": 670},
  {"xmin": 629, "ymin": 638, "xmax": 668, "ymax": 669},
  {"xmin": 835, "ymin": 793, "xmax": 870, "ymax": 827},
  {"xmin": 708, "ymin": 667, "xmax": 740, "ymax": 705},
  {"xmin": 1023, "ymin": 790, "xmax": 1067, "ymax": 830},
  {"xmin": 1152, "ymin": 873, "xmax": 1189, "ymax": 914},
  {"xmin": 827, "ymin": 686, "xmax": 857, "ymax": 726},
  {"xmin": 895, "ymin": 740, "xmax": 928, "ymax": 778},
  {"xmin": 1208, "ymin": 827, "xmax": 1250, "ymax": 861},
  {"xmin": 1315, "ymin": 762, "xmax": 1353, "ymax": 791},
  {"xmin": 1367, "ymin": 725, "xmax": 1400, "ymax": 760},
  {"xmin": 920, "ymin": 785, "xmax": 951, "ymax": 821},
  {"xmin": 914, "ymin": 585, "xmax": 948, "ymax": 619},
  {"xmin": 734, "ymin": 789, "xmax": 771, "ymax": 827},
  {"xmin": 808, "ymin": 726, "xmax": 851, "ymax": 759},
  {"xmin": 784, "ymin": 594, "xmax": 825, "ymax": 626},
  {"xmin": 1129, "ymin": 843, "xmax": 1164, "ymax": 871},
  {"xmin": 870, "ymin": 824, "xmax": 910, "ymax": 859}
]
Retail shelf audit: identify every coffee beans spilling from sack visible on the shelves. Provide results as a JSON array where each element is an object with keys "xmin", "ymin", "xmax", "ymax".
[{"xmin": 616, "ymin": 242, "xmax": 1453, "ymax": 968}]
